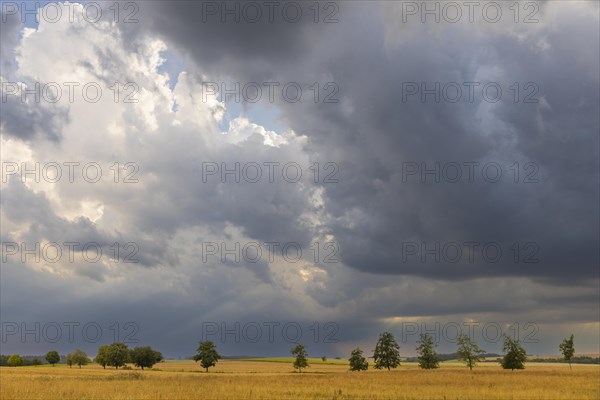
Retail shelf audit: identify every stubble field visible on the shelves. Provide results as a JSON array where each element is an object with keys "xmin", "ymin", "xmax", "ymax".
[{"xmin": 1, "ymin": 359, "xmax": 598, "ymax": 400}]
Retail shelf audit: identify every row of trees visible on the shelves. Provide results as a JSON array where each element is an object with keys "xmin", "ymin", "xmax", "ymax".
[
  {"xmin": 3, "ymin": 344, "xmax": 163, "ymax": 370},
  {"xmin": 284, "ymin": 332, "xmax": 524, "ymax": 373},
  {"xmin": 95, "ymin": 343, "xmax": 163, "ymax": 370},
  {"xmin": 293, "ymin": 332, "xmax": 576, "ymax": 372},
  {"xmin": 1, "ymin": 333, "xmax": 577, "ymax": 373},
  {"xmin": 344, "ymin": 332, "xmax": 508, "ymax": 372},
  {"xmin": 6, "ymin": 341, "xmax": 239, "ymax": 372}
]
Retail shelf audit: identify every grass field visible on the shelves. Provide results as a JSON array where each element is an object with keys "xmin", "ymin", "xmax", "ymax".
[{"xmin": 1, "ymin": 359, "xmax": 598, "ymax": 399}]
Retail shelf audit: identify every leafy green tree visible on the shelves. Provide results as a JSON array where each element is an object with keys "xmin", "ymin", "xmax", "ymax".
[
  {"xmin": 45, "ymin": 351, "xmax": 60, "ymax": 366},
  {"xmin": 500, "ymin": 335, "xmax": 527, "ymax": 370},
  {"xmin": 416, "ymin": 333, "xmax": 440, "ymax": 369},
  {"xmin": 456, "ymin": 334, "xmax": 486, "ymax": 371},
  {"xmin": 559, "ymin": 334, "xmax": 575, "ymax": 370},
  {"xmin": 68, "ymin": 349, "xmax": 89, "ymax": 368},
  {"xmin": 31, "ymin": 358, "xmax": 42, "ymax": 366},
  {"xmin": 95, "ymin": 345, "xmax": 109, "ymax": 369},
  {"xmin": 193, "ymin": 341, "xmax": 221, "ymax": 372},
  {"xmin": 348, "ymin": 347, "xmax": 369, "ymax": 371},
  {"xmin": 75, "ymin": 350, "xmax": 89, "ymax": 368},
  {"xmin": 291, "ymin": 344, "xmax": 309, "ymax": 372},
  {"xmin": 66, "ymin": 353, "xmax": 74, "ymax": 368},
  {"xmin": 106, "ymin": 342, "xmax": 130, "ymax": 369},
  {"xmin": 373, "ymin": 331, "xmax": 401, "ymax": 370},
  {"xmin": 130, "ymin": 346, "xmax": 163, "ymax": 370},
  {"xmin": 7, "ymin": 354, "xmax": 23, "ymax": 367}
]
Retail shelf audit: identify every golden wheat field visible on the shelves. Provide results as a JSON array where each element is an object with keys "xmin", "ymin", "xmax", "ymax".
[{"xmin": 1, "ymin": 359, "xmax": 598, "ymax": 400}]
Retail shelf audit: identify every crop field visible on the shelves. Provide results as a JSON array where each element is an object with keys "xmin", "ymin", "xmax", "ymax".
[{"xmin": 1, "ymin": 359, "xmax": 598, "ymax": 400}]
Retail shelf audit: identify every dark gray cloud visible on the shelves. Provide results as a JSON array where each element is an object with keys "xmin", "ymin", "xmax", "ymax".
[
  {"xmin": 131, "ymin": 0, "xmax": 341, "ymax": 81},
  {"xmin": 134, "ymin": 1, "xmax": 599, "ymax": 281}
]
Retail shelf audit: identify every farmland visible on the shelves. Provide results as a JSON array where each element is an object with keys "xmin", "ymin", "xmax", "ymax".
[{"xmin": 1, "ymin": 359, "xmax": 598, "ymax": 400}]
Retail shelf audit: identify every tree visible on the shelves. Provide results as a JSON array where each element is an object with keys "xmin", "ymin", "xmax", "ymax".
[
  {"xmin": 416, "ymin": 333, "xmax": 440, "ymax": 369},
  {"xmin": 373, "ymin": 331, "xmax": 401, "ymax": 370},
  {"xmin": 31, "ymin": 358, "xmax": 42, "ymax": 366},
  {"xmin": 130, "ymin": 346, "xmax": 163, "ymax": 370},
  {"xmin": 68, "ymin": 349, "xmax": 89, "ymax": 368},
  {"xmin": 349, "ymin": 348, "xmax": 369, "ymax": 371},
  {"xmin": 45, "ymin": 351, "xmax": 60, "ymax": 366},
  {"xmin": 456, "ymin": 334, "xmax": 486, "ymax": 371},
  {"xmin": 193, "ymin": 341, "xmax": 221, "ymax": 372},
  {"xmin": 66, "ymin": 353, "xmax": 74, "ymax": 368},
  {"xmin": 95, "ymin": 345, "xmax": 109, "ymax": 369},
  {"xmin": 7, "ymin": 354, "xmax": 23, "ymax": 367},
  {"xmin": 291, "ymin": 344, "xmax": 309, "ymax": 372},
  {"xmin": 500, "ymin": 335, "xmax": 527, "ymax": 370},
  {"xmin": 106, "ymin": 342, "xmax": 130, "ymax": 369},
  {"xmin": 559, "ymin": 334, "xmax": 575, "ymax": 370},
  {"xmin": 0, "ymin": 355, "xmax": 9, "ymax": 366}
]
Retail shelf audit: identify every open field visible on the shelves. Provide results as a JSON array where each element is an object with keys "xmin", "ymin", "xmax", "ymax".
[{"xmin": 1, "ymin": 359, "xmax": 598, "ymax": 400}]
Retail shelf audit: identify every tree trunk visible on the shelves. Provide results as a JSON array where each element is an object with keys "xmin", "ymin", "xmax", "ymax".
[{"xmin": 205, "ymin": 367, "xmax": 208, "ymax": 372}]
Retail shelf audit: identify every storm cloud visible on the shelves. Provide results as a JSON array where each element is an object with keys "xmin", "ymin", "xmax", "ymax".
[{"xmin": 0, "ymin": 1, "xmax": 598, "ymax": 357}]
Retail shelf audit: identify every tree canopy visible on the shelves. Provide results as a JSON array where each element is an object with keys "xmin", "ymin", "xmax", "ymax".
[
  {"xmin": 349, "ymin": 347, "xmax": 369, "ymax": 371},
  {"xmin": 416, "ymin": 333, "xmax": 440, "ymax": 369},
  {"xmin": 7, "ymin": 354, "xmax": 23, "ymax": 367},
  {"xmin": 559, "ymin": 334, "xmax": 575, "ymax": 370},
  {"xmin": 130, "ymin": 346, "xmax": 163, "ymax": 370},
  {"xmin": 67, "ymin": 349, "xmax": 89, "ymax": 368},
  {"xmin": 456, "ymin": 334, "xmax": 486, "ymax": 371},
  {"xmin": 106, "ymin": 342, "xmax": 130, "ymax": 369},
  {"xmin": 193, "ymin": 341, "xmax": 221, "ymax": 372},
  {"xmin": 95, "ymin": 345, "xmax": 109, "ymax": 369},
  {"xmin": 291, "ymin": 344, "xmax": 309, "ymax": 372},
  {"xmin": 373, "ymin": 331, "xmax": 401, "ymax": 370},
  {"xmin": 45, "ymin": 351, "xmax": 60, "ymax": 366},
  {"xmin": 500, "ymin": 335, "xmax": 527, "ymax": 370}
]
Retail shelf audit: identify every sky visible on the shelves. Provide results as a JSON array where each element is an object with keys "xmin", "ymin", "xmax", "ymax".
[{"xmin": 0, "ymin": 1, "xmax": 598, "ymax": 359}]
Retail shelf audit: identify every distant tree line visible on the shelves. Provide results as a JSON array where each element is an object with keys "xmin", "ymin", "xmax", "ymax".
[
  {"xmin": 0, "ymin": 343, "xmax": 163, "ymax": 370},
  {"xmin": 528, "ymin": 356, "xmax": 599, "ymax": 365},
  {"xmin": 404, "ymin": 353, "xmax": 501, "ymax": 363},
  {"xmin": 0, "ymin": 355, "xmax": 44, "ymax": 366}
]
